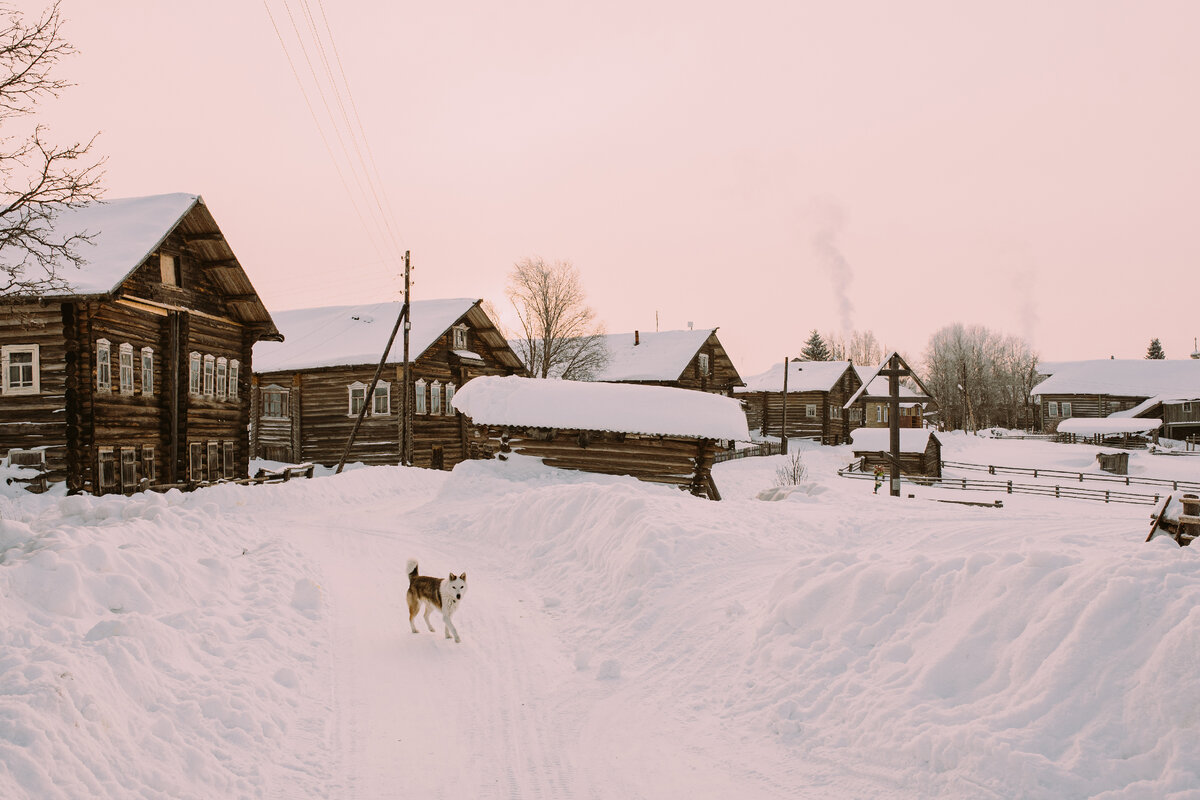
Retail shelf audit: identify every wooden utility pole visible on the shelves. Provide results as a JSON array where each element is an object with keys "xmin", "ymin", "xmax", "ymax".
[
  {"xmin": 401, "ymin": 250, "xmax": 413, "ymax": 466},
  {"xmin": 334, "ymin": 296, "xmax": 408, "ymax": 474},
  {"xmin": 780, "ymin": 357, "xmax": 789, "ymax": 454}
]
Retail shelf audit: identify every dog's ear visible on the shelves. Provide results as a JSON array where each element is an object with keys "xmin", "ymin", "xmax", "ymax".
[
  {"xmin": 460, "ymin": 572, "xmax": 467, "ymax": 581},
  {"xmin": 449, "ymin": 573, "xmax": 457, "ymax": 581}
]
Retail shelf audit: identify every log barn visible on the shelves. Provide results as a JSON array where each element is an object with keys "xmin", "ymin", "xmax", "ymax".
[
  {"xmin": 0, "ymin": 193, "xmax": 280, "ymax": 494},
  {"xmin": 1032, "ymin": 359, "xmax": 1200, "ymax": 434},
  {"xmin": 736, "ymin": 360, "xmax": 863, "ymax": 445},
  {"xmin": 252, "ymin": 298, "xmax": 524, "ymax": 469},
  {"xmin": 850, "ymin": 428, "xmax": 942, "ymax": 478},
  {"xmin": 451, "ymin": 375, "xmax": 750, "ymax": 499},
  {"xmin": 588, "ymin": 328, "xmax": 745, "ymax": 395}
]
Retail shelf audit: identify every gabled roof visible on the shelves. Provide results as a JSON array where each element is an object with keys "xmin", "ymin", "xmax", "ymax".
[
  {"xmin": 591, "ymin": 328, "xmax": 735, "ymax": 383},
  {"xmin": 1031, "ymin": 359, "xmax": 1200, "ymax": 398},
  {"xmin": 20, "ymin": 193, "xmax": 278, "ymax": 338},
  {"xmin": 853, "ymin": 365, "xmax": 922, "ymax": 405},
  {"xmin": 254, "ymin": 298, "xmax": 523, "ymax": 373},
  {"xmin": 844, "ymin": 352, "xmax": 935, "ymax": 408},
  {"xmin": 736, "ymin": 360, "xmax": 855, "ymax": 393},
  {"xmin": 451, "ymin": 375, "xmax": 751, "ymax": 440}
]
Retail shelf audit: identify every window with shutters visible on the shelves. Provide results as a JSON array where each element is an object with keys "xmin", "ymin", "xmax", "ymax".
[
  {"xmin": 216, "ymin": 357, "xmax": 228, "ymax": 399},
  {"xmin": 98, "ymin": 447, "xmax": 117, "ymax": 493},
  {"xmin": 119, "ymin": 344, "xmax": 135, "ymax": 395},
  {"xmin": 142, "ymin": 445, "xmax": 156, "ymax": 485},
  {"xmin": 207, "ymin": 442, "xmax": 219, "ymax": 480},
  {"xmin": 96, "ymin": 339, "xmax": 112, "ymax": 392},
  {"xmin": 1, "ymin": 344, "xmax": 40, "ymax": 395},
  {"xmin": 141, "ymin": 347, "xmax": 154, "ymax": 395},
  {"xmin": 120, "ymin": 448, "xmax": 137, "ymax": 489},
  {"xmin": 189, "ymin": 442, "xmax": 204, "ymax": 482},
  {"xmin": 189, "ymin": 352, "xmax": 201, "ymax": 395}
]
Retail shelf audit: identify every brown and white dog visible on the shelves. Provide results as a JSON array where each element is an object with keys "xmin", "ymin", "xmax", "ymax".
[{"xmin": 406, "ymin": 559, "xmax": 467, "ymax": 643}]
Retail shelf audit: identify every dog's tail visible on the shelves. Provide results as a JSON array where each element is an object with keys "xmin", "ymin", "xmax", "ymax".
[{"xmin": 406, "ymin": 559, "xmax": 419, "ymax": 583}]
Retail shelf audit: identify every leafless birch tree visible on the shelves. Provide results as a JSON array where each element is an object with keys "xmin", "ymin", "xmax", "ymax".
[
  {"xmin": 506, "ymin": 257, "xmax": 608, "ymax": 379},
  {"xmin": 921, "ymin": 323, "xmax": 1039, "ymax": 431},
  {"xmin": 0, "ymin": 1, "xmax": 104, "ymax": 301}
]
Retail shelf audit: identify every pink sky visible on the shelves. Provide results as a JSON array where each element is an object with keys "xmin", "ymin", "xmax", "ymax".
[{"xmin": 17, "ymin": 0, "xmax": 1200, "ymax": 375}]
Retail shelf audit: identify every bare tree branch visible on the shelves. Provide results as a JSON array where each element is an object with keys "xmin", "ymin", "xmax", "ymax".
[{"xmin": 506, "ymin": 257, "xmax": 608, "ymax": 380}]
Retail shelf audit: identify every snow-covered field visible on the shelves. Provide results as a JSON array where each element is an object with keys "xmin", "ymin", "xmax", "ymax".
[{"xmin": 2, "ymin": 433, "xmax": 1199, "ymax": 799}]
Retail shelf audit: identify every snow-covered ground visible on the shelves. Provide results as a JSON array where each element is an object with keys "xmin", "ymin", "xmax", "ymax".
[{"xmin": 2, "ymin": 433, "xmax": 1199, "ymax": 798}]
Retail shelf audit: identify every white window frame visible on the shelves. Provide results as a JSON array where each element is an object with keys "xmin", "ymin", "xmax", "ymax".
[
  {"xmin": 1061, "ymin": 401, "xmax": 1072, "ymax": 418},
  {"xmin": 1, "ymin": 344, "xmax": 40, "ymax": 395},
  {"xmin": 348, "ymin": 381, "xmax": 368, "ymax": 416},
  {"xmin": 118, "ymin": 343, "xmax": 135, "ymax": 395},
  {"xmin": 452, "ymin": 324, "xmax": 468, "ymax": 350},
  {"xmin": 1184, "ymin": 402, "xmax": 1194, "ymax": 415},
  {"xmin": 229, "ymin": 360, "xmax": 240, "ymax": 400},
  {"xmin": 875, "ymin": 405, "xmax": 883, "ymax": 423},
  {"xmin": 189, "ymin": 352, "xmax": 202, "ymax": 395},
  {"xmin": 414, "ymin": 379, "xmax": 427, "ymax": 415},
  {"xmin": 1048, "ymin": 401, "xmax": 1059, "ymax": 418},
  {"xmin": 140, "ymin": 347, "xmax": 154, "ymax": 396},
  {"xmin": 805, "ymin": 404, "xmax": 816, "ymax": 418},
  {"xmin": 141, "ymin": 445, "xmax": 156, "ymax": 485},
  {"xmin": 96, "ymin": 339, "xmax": 112, "ymax": 392},
  {"xmin": 829, "ymin": 405, "xmax": 841, "ymax": 419},
  {"xmin": 430, "ymin": 381, "xmax": 443, "ymax": 415},
  {"xmin": 373, "ymin": 380, "xmax": 391, "ymax": 416},
  {"xmin": 120, "ymin": 447, "xmax": 138, "ymax": 489},
  {"xmin": 698, "ymin": 353, "xmax": 711, "ymax": 376},
  {"xmin": 7, "ymin": 448, "xmax": 45, "ymax": 468},
  {"xmin": 444, "ymin": 382, "xmax": 456, "ymax": 416},
  {"xmin": 216, "ymin": 357, "xmax": 228, "ymax": 399},
  {"xmin": 262, "ymin": 385, "xmax": 289, "ymax": 420},
  {"xmin": 160, "ymin": 252, "xmax": 178, "ymax": 286},
  {"xmin": 203, "ymin": 355, "xmax": 216, "ymax": 396},
  {"xmin": 97, "ymin": 446, "xmax": 117, "ymax": 492}
]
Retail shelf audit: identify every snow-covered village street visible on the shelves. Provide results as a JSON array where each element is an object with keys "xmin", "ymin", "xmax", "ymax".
[{"xmin": 3, "ymin": 433, "xmax": 1199, "ymax": 799}]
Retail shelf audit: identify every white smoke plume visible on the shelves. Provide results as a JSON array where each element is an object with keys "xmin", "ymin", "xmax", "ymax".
[{"xmin": 811, "ymin": 201, "xmax": 854, "ymax": 333}]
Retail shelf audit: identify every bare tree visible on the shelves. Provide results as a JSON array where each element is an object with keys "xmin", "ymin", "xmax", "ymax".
[
  {"xmin": 825, "ymin": 328, "xmax": 885, "ymax": 366},
  {"xmin": 921, "ymin": 323, "xmax": 1039, "ymax": 431},
  {"xmin": 0, "ymin": 1, "xmax": 104, "ymax": 301},
  {"xmin": 506, "ymin": 257, "xmax": 608, "ymax": 379}
]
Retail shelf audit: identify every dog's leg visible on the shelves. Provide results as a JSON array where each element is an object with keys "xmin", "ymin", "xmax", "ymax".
[
  {"xmin": 407, "ymin": 591, "xmax": 420, "ymax": 634},
  {"xmin": 423, "ymin": 602, "xmax": 436, "ymax": 632},
  {"xmin": 443, "ymin": 610, "xmax": 461, "ymax": 643}
]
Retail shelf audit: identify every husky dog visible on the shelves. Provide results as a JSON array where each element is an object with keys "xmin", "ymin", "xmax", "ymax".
[{"xmin": 406, "ymin": 559, "xmax": 467, "ymax": 643}]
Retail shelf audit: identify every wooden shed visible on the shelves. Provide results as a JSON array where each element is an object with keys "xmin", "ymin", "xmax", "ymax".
[
  {"xmin": 588, "ymin": 328, "xmax": 745, "ymax": 395},
  {"xmin": 451, "ymin": 375, "xmax": 751, "ymax": 499},
  {"xmin": 850, "ymin": 428, "xmax": 942, "ymax": 478},
  {"xmin": 252, "ymin": 298, "xmax": 525, "ymax": 469},
  {"xmin": 735, "ymin": 360, "xmax": 863, "ymax": 445},
  {"xmin": 0, "ymin": 193, "xmax": 279, "ymax": 494}
]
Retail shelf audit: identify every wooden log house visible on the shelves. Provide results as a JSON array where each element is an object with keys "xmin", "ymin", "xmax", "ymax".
[
  {"xmin": 0, "ymin": 193, "xmax": 281, "ymax": 494},
  {"xmin": 252, "ymin": 298, "xmax": 525, "ymax": 469},
  {"xmin": 854, "ymin": 365, "xmax": 927, "ymax": 428},
  {"xmin": 850, "ymin": 428, "xmax": 942, "ymax": 478},
  {"xmin": 735, "ymin": 360, "xmax": 863, "ymax": 445},
  {"xmin": 1032, "ymin": 359, "xmax": 1200, "ymax": 434},
  {"xmin": 587, "ymin": 328, "xmax": 745, "ymax": 395},
  {"xmin": 451, "ymin": 375, "xmax": 751, "ymax": 499}
]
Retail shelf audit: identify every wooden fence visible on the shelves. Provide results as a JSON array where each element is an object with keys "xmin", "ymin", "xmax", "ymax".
[
  {"xmin": 940, "ymin": 460, "xmax": 1200, "ymax": 493},
  {"xmin": 713, "ymin": 441, "xmax": 785, "ymax": 464}
]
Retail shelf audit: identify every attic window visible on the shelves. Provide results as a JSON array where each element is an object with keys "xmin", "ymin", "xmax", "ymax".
[
  {"xmin": 453, "ymin": 324, "xmax": 468, "ymax": 350},
  {"xmin": 698, "ymin": 353, "xmax": 711, "ymax": 376},
  {"xmin": 160, "ymin": 252, "xmax": 180, "ymax": 287}
]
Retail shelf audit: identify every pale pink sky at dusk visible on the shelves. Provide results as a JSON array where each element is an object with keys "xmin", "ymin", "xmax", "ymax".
[{"xmin": 16, "ymin": 1, "xmax": 1200, "ymax": 375}]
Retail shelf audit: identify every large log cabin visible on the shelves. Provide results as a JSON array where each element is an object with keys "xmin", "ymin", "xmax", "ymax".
[
  {"xmin": 0, "ymin": 193, "xmax": 281, "ymax": 494},
  {"xmin": 589, "ymin": 328, "xmax": 745, "ymax": 396},
  {"xmin": 854, "ymin": 365, "xmax": 928, "ymax": 429},
  {"xmin": 451, "ymin": 375, "xmax": 751, "ymax": 500},
  {"xmin": 1032, "ymin": 359, "xmax": 1200, "ymax": 435},
  {"xmin": 736, "ymin": 359, "xmax": 863, "ymax": 445},
  {"xmin": 252, "ymin": 298, "xmax": 525, "ymax": 469}
]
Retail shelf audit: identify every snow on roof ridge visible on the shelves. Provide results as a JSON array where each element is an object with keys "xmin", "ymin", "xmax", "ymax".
[
  {"xmin": 737, "ymin": 360, "xmax": 853, "ymax": 393},
  {"xmin": 1032, "ymin": 359, "xmax": 1200, "ymax": 398},
  {"xmin": 592, "ymin": 328, "xmax": 717, "ymax": 382}
]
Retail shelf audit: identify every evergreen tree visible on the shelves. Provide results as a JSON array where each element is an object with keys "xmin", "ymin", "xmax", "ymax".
[
  {"xmin": 1146, "ymin": 338, "xmax": 1166, "ymax": 359},
  {"xmin": 800, "ymin": 329, "xmax": 832, "ymax": 361}
]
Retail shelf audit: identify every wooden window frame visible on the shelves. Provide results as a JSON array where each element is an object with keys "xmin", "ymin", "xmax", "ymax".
[
  {"xmin": 444, "ymin": 382, "xmax": 456, "ymax": 416},
  {"xmin": 216, "ymin": 357, "xmax": 228, "ymax": 399},
  {"xmin": 1047, "ymin": 401, "xmax": 1059, "ymax": 418},
  {"xmin": 348, "ymin": 382, "xmax": 367, "ymax": 416},
  {"xmin": 203, "ymin": 354, "xmax": 216, "ymax": 396},
  {"xmin": 1184, "ymin": 402, "xmax": 1193, "ymax": 415},
  {"xmin": 698, "ymin": 352, "xmax": 711, "ymax": 376},
  {"xmin": 430, "ymin": 380, "xmax": 442, "ymax": 415},
  {"xmin": 97, "ymin": 447, "xmax": 117, "ymax": 493},
  {"xmin": 118, "ymin": 343, "xmax": 135, "ymax": 395},
  {"xmin": 96, "ymin": 339, "xmax": 112, "ymax": 392},
  {"xmin": 373, "ymin": 380, "xmax": 391, "ymax": 415},
  {"xmin": 207, "ymin": 442, "xmax": 220, "ymax": 481},
  {"xmin": 159, "ymin": 252, "xmax": 180, "ymax": 287},
  {"xmin": 452, "ymin": 324, "xmax": 468, "ymax": 350},
  {"xmin": 229, "ymin": 360, "xmax": 239, "ymax": 400},
  {"xmin": 142, "ymin": 445, "xmax": 156, "ymax": 485},
  {"xmin": 120, "ymin": 447, "xmax": 138, "ymax": 490},
  {"xmin": 262, "ymin": 386, "xmax": 289, "ymax": 420},
  {"xmin": 1, "ymin": 344, "xmax": 40, "ymax": 395},
  {"xmin": 189, "ymin": 442, "xmax": 204, "ymax": 482},
  {"xmin": 141, "ymin": 347, "xmax": 154, "ymax": 395},
  {"xmin": 189, "ymin": 352, "xmax": 202, "ymax": 395},
  {"xmin": 8, "ymin": 448, "xmax": 45, "ymax": 468},
  {"xmin": 222, "ymin": 441, "xmax": 235, "ymax": 479},
  {"xmin": 805, "ymin": 404, "xmax": 816, "ymax": 418},
  {"xmin": 414, "ymin": 379, "xmax": 427, "ymax": 415},
  {"xmin": 1061, "ymin": 401, "xmax": 1072, "ymax": 418}
]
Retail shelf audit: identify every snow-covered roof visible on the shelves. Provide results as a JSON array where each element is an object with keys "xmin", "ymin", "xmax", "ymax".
[
  {"xmin": 850, "ymin": 427, "xmax": 938, "ymax": 452},
  {"xmin": 736, "ymin": 360, "xmax": 854, "ymax": 393},
  {"xmin": 1031, "ymin": 359, "xmax": 1200, "ymax": 398},
  {"xmin": 853, "ymin": 366, "xmax": 921, "ymax": 402},
  {"xmin": 17, "ymin": 194, "xmax": 202, "ymax": 297},
  {"xmin": 452, "ymin": 375, "xmax": 751, "ymax": 440},
  {"xmin": 1056, "ymin": 417, "xmax": 1162, "ymax": 436},
  {"xmin": 1108, "ymin": 394, "xmax": 1200, "ymax": 419},
  {"xmin": 591, "ymin": 329, "xmax": 718, "ymax": 382},
  {"xmin": 255, "ymin": 299, "xmax": 478, "ymax": 372}
]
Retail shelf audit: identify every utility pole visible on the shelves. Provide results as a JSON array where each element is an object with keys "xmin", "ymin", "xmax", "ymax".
[
  {"xmin": 401, "ymin": 250, "xmax": 413, "ymax": 466},
  {"xmin": 780, "ymin": 357, "xmax": 789, "ymax": 455}
]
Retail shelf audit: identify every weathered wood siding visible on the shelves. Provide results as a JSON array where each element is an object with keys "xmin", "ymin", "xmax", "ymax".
[
  {"xmin": 739, "ymin": 367, "xmax": 863, "ymax": 445},
  {"xmin": 0, "ymin": 304, "xmax": 70, "ymax": 482},
  {"xmin": 476, "ymin": 425, "xmax": 720, "ymax": 498},
  {"xmin": 853, "ymin": 435, "xmax": 941, "ymax": 478},
  {"xmin": 672, "ymin": 332, "xmax": 743, "ymax": 395},
  {"xmin": 1040, "ymin": 394, "xmax": 1145, "ymax": 433}
]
